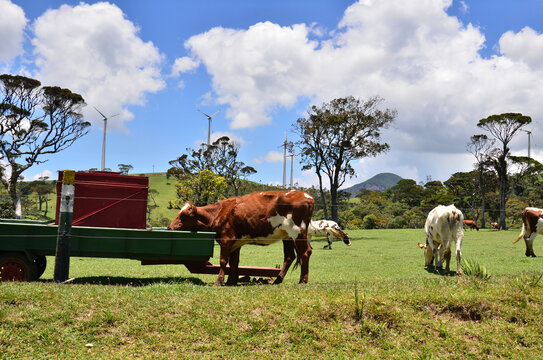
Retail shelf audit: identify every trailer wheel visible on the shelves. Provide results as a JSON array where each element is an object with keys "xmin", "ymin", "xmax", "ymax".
[
  {"xmin": 0, "ymin": 252, "xmax": 38, "ymax": 282},
  {"xmin": 34, "ymin": 256, "xmax": 47, "ymax": 279}
]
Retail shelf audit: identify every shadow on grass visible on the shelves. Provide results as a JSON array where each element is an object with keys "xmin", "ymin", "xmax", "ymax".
[
  {"xmin": 424, "ymin": 266, "xmax": 457, "ymax": 277},
  {"xmin": 39, "ymin": 276, "xmax": 206, "ymax": 286}
]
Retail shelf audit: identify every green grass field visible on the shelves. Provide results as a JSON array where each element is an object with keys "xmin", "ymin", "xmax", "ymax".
[{"xmin": 2, "ymin": 228, "xmax": 543, "ymax": 358}]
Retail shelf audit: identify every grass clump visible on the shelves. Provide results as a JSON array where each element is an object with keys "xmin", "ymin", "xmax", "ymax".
[{"xmin": 462, "ymin": 258, "xmax": 491, "ymax": 280}]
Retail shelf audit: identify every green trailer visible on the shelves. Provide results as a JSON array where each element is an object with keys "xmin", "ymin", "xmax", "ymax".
[
  {"xmin": 0, "ymin": 218, "xmax": 215, "ymax": 281},
  {"xmin": 0, "ymin": 171, "xmax": 281, "ymax": 282},
  {"xmin": 0, "ymin": 219, "xmax": 282, "ymax": 282}
]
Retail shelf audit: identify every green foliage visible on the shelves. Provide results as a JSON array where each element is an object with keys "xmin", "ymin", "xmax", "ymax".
[
  {"xmin": 170, "ymin": 169, "xmax": 228, "ymax": 207},
  {"xmin": 461, "ymin": 258, "xmax": 491, "ymax": 280},
  {"xmin": 168, "ymin": 136, "xmax": 256, "ymax": 197},
  {"xmin": 362, "ymin": 214, "xmax": 378, "ymax": 229},
  {"xmin": 118, "ymin": 164, "xmax": 133, "ymax": 175}
]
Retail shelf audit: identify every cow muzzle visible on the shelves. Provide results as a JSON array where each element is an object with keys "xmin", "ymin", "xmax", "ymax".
[{"xmin": 343, "ymin": 235, "xmax": 351, "ymax": 246}]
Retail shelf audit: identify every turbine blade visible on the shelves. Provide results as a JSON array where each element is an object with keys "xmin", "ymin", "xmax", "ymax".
[{"xmin": 94, "ymin": 106, "xmax": 107, "ymax": 119}]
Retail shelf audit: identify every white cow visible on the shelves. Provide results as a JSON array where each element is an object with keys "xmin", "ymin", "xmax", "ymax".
[
  {"xmin": 424, "ymin": 205, "xmax": 464, "ymax": 275},
  {"xmin": 308, "ymin": 220, "xmax": 351, "ymax": 249}
]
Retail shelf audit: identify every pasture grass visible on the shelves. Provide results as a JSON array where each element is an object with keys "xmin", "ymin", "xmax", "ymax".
[{"xmin": 2, "ymin": 228, "xmax": 543, "ymax": 359}]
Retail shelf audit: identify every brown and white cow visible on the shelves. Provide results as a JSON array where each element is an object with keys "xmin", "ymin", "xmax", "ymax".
[
  {"xmin": 491, "ymin": 222, "xmax": 501, "ymax": 230},
  {"xmin": 513, "ymin": 207, "xmax": 543, "ymax": 257},
  {"xmin": 167, "ymin": 190, "xmax": 314, "ymax": 286},
  {"xmin": 308, "ymin": 220, "xmax": 351, "ymax": 249},
  {"xmin": 463, "ymin": 219, "xmax": 479, "ymax": 231},
  {"xmin": 424, "ymin": 205, "xmax": 464, "ymax": 275}
]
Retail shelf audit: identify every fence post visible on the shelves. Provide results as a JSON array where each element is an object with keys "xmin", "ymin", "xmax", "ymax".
[{"xmin": 54, "ymin": 170, "xmax": 75, "ymax": 283}]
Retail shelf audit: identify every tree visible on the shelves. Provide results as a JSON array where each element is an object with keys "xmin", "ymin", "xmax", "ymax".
[
  {"xmin": 118, "ymin": 163, "xmax": 133, "ymax": 175},
  {"xmin": 467, "ymin": 134, "xmax": 495, "ymax": 228},
  {"xmin": 294, "ymin": 96, "xmax": 396, "ymax": 222},
  {"xmin": 168, "ymin": 136, "xmax": 256, "ymax": 197},
  {"xmin": 0, "ymin": 74, "xmax": 90, "ymax": 217},
  {"xmin": 477, "ymin": 113, "xmax": 531, "ymax": 229},
  {"xmin": 169, "ymin": 169, "xmax": 228, "ymax": 208}
]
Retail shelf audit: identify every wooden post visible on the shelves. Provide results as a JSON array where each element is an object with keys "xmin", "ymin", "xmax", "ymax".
[{"xmin": 54, "ymin": 170, "xmax": 75, "ymax": 282}]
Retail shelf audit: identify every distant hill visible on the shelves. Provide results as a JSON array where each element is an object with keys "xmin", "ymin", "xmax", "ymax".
[{"xmin": 341, "ymin": 172, "xmax": 402, "ymax": 197}]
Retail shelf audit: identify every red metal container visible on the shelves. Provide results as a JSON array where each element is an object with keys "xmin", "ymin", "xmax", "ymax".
[{"xmin": 55, "ymin": 171, "xmax": 149, "ymax": 229}]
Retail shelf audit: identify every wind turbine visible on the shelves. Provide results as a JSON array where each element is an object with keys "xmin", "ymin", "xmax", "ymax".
[
  {"xmin": 198, "ymin": 109, "xmax": 221, "ymax": 145},
  {"xmin": 94, "ymin": 107, "xmax": 119, "ymax": 171},
  {"xmin": 521, "ymin": 129, "xmax": 533, "ymax": 159},
  {"xmin": 279, "ymin": 133, "xmax": 294, "ymax": 188}
]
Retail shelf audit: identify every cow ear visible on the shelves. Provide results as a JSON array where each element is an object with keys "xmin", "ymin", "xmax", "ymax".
[{"xmin": 181, "ymin": 201, "xmax": 197, "ymax": 216}]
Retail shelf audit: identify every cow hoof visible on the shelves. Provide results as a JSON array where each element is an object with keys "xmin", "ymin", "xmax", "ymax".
[{"xmin": 273, "ymin": 277, "xmax": 283, "ymax": 285}]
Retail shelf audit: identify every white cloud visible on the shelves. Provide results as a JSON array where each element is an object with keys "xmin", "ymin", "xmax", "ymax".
[
  {"xmin": 178, "ymin": 0, "xmax": 543, "ymax": 182},
  {"xmin": 254, "ymin": 150, "xmax": 283, "ymax": 164},
  {"xmin": 499, "ymin": 27, "xmax": 543, "ymax": 70},
  {"xmin": 0, "ymin": 0, "xmax": 27, "ymax": 63},
  {"xmin": 171, "ymin": 56, "xmax": 200, "ymax": 76},
  {"xmin": 31, "ymin": 2, "xmax": 165, "ymax": 131}
]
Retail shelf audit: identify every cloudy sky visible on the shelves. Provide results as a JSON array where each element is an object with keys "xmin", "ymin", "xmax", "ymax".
[{"xmin": 1, "ymin": 0, "xmax": 542, "ymax": 189}]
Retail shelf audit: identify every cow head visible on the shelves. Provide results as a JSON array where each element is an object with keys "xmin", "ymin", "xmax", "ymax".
[
  {"xmin": 167, "ymin": 201, "xmax": 200, "ymax": 231},
  {"xmin": 329, "ymin": 223, "xmax": 351, "ymax": 246}
]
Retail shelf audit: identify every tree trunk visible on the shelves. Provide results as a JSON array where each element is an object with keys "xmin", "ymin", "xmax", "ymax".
[
  {"xmin": 330, "ymin": 184, "xmax": 338, "ymax": 223},
  {"xmin": 479, "ymin": 167, "xmax": 486, "ymax": 228},
  {"xmin": 316, "ymin": 170, "xmax": 329, "ymax": 219},
  {"xmin": 7, "ymin": 176, "xmax": 20, "ymax": 219},
  {"xmin": 499, "ymin": 177, "xmax": 507, "ymax": 230}
]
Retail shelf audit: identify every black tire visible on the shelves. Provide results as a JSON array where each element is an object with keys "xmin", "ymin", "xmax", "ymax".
[
  {"xmin": 34, "ymin": 256, "xmax": 47, "ymax": 279},
  {"xmin": 0, "ymin": 252, "xmax": 38, "ymax": 282}
]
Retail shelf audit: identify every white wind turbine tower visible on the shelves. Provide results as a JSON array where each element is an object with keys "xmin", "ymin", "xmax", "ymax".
[
  {"xmin": 94, "ymin": 107, "xmax": 119, "ymax": 171},
  {"xmin": 522, "ymin": 129, "xmax": 533, "ymax": 159},
  {"xmin": 279, "ymin": 133, "xmax": 295, "ymax": 188},
  {"xmin": 198, "ymin": 109, "xmax": 221, "ymax": 145}
]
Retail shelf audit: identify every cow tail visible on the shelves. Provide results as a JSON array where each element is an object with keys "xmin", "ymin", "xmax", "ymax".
[{"xmin": 513, "ymin": 223, "xmax": 525, "ymax": 244}]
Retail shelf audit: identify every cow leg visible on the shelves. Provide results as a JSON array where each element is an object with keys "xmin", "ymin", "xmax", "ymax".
[
  {"xmin": 443, "ymin": 247, "xmax": 451, "ymax": 274},
  {"xmin": 225, "ymin": 248, "xmax": 240, "ymax": 286},
  {"xmin": 274, "ymin": 240, "xmax": 296, "ymax": 284},
  {"xmin": 455, "ymin": 238, "xmax": 463, "ymax": 276},
  {"xmin": 294, "ymin": 238, "xmax": 312, "ymax": 284},
  {"xmin": 325, "ymin": 234, "xmax": 332, "ymax": 249},
  {"xmin": 525, "ymin": 234, "xmax": 537, "ymax": 257},
  {"xmin": 215, "ymin": 241, "xmax": 232, "ymax": 286}
]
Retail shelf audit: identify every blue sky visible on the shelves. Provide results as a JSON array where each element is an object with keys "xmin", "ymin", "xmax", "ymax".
[{"xmin": 1, "ymin": 0, "xmax": 542, "ymax": 189}]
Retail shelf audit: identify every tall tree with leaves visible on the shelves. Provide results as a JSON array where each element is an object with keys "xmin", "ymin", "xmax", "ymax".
[
  {"xmin": 294, "ymin": 96, "xmax": 396, "ymax": 222},
  {"xmin": 466, "ymin": 134, "xmax": 495, "ymax": 228},
  {"xmin": 0, "ymin": 74, "xmax": 90, "ymax": 217},
  {"xmin": 118, "ymin": 163, "xmax": 133, "ymax": 175},
  {"xmin": 168, "ymin": 136, "xmax": 256, "ymax": 197},
  {"xmin": 477, "ymin": 113, "xmax": 531, "ymax": 229}
]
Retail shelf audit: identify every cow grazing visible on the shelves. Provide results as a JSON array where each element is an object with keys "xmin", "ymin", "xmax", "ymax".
[
  {"xmin": 513, "ymin": 207, "xmax": 543, "ymax": 257},
  {"xmin": 308, "ymin": 220, "xmax": 351, "ymax": 249},
  {"xmin": 463, "ymin": 219, "xmax": 479, "ymax": 231},
  {"xmin": 424, "ymin": 205, "xmax": 464, "ymax": 275},
  {"xmin": 167, "ymin": 190, "xmax": 314, "ymax": 286},
  {"xmin": 491, "ymin": 222, "xmax": 501, "ymax": 230}
]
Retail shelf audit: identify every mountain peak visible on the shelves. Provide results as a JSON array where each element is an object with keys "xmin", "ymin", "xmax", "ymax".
[{"xmin": 341, "ymin": 173, "xmax": 402, "ymax": 196}]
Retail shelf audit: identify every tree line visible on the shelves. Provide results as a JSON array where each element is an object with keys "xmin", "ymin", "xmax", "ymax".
[{"xmin": 2, "ymin": 74, "xmax": 541, "ymax": 229}]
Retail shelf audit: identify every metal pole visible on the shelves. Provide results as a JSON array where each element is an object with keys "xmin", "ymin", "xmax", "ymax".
[
  {"xmin": 207, "ymin": 118, "xmax": 211, "ymax": 146},
  {"xmin": 290, "ymin": 153, "xmax": 294, "ymax": 188},
  {"xmin": 54, "ymin": 170, "xmax": 75, "ymax": 283},
  {"xmin": 283, "ymin": 136, "xmax": 287, "ymax": 188},
  {"xmin": 101, "ymin": 118, "xmax": 107, "ymax": 171}
]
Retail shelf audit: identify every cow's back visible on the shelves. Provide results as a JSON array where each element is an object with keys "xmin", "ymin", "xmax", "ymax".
[
  {"xmin": 213, "ymin": 190, "xmax": 314, "ymax": 241},
  {"xmin": 425, "ymin": 205, "xmax": 463, "ymax": 246}
]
